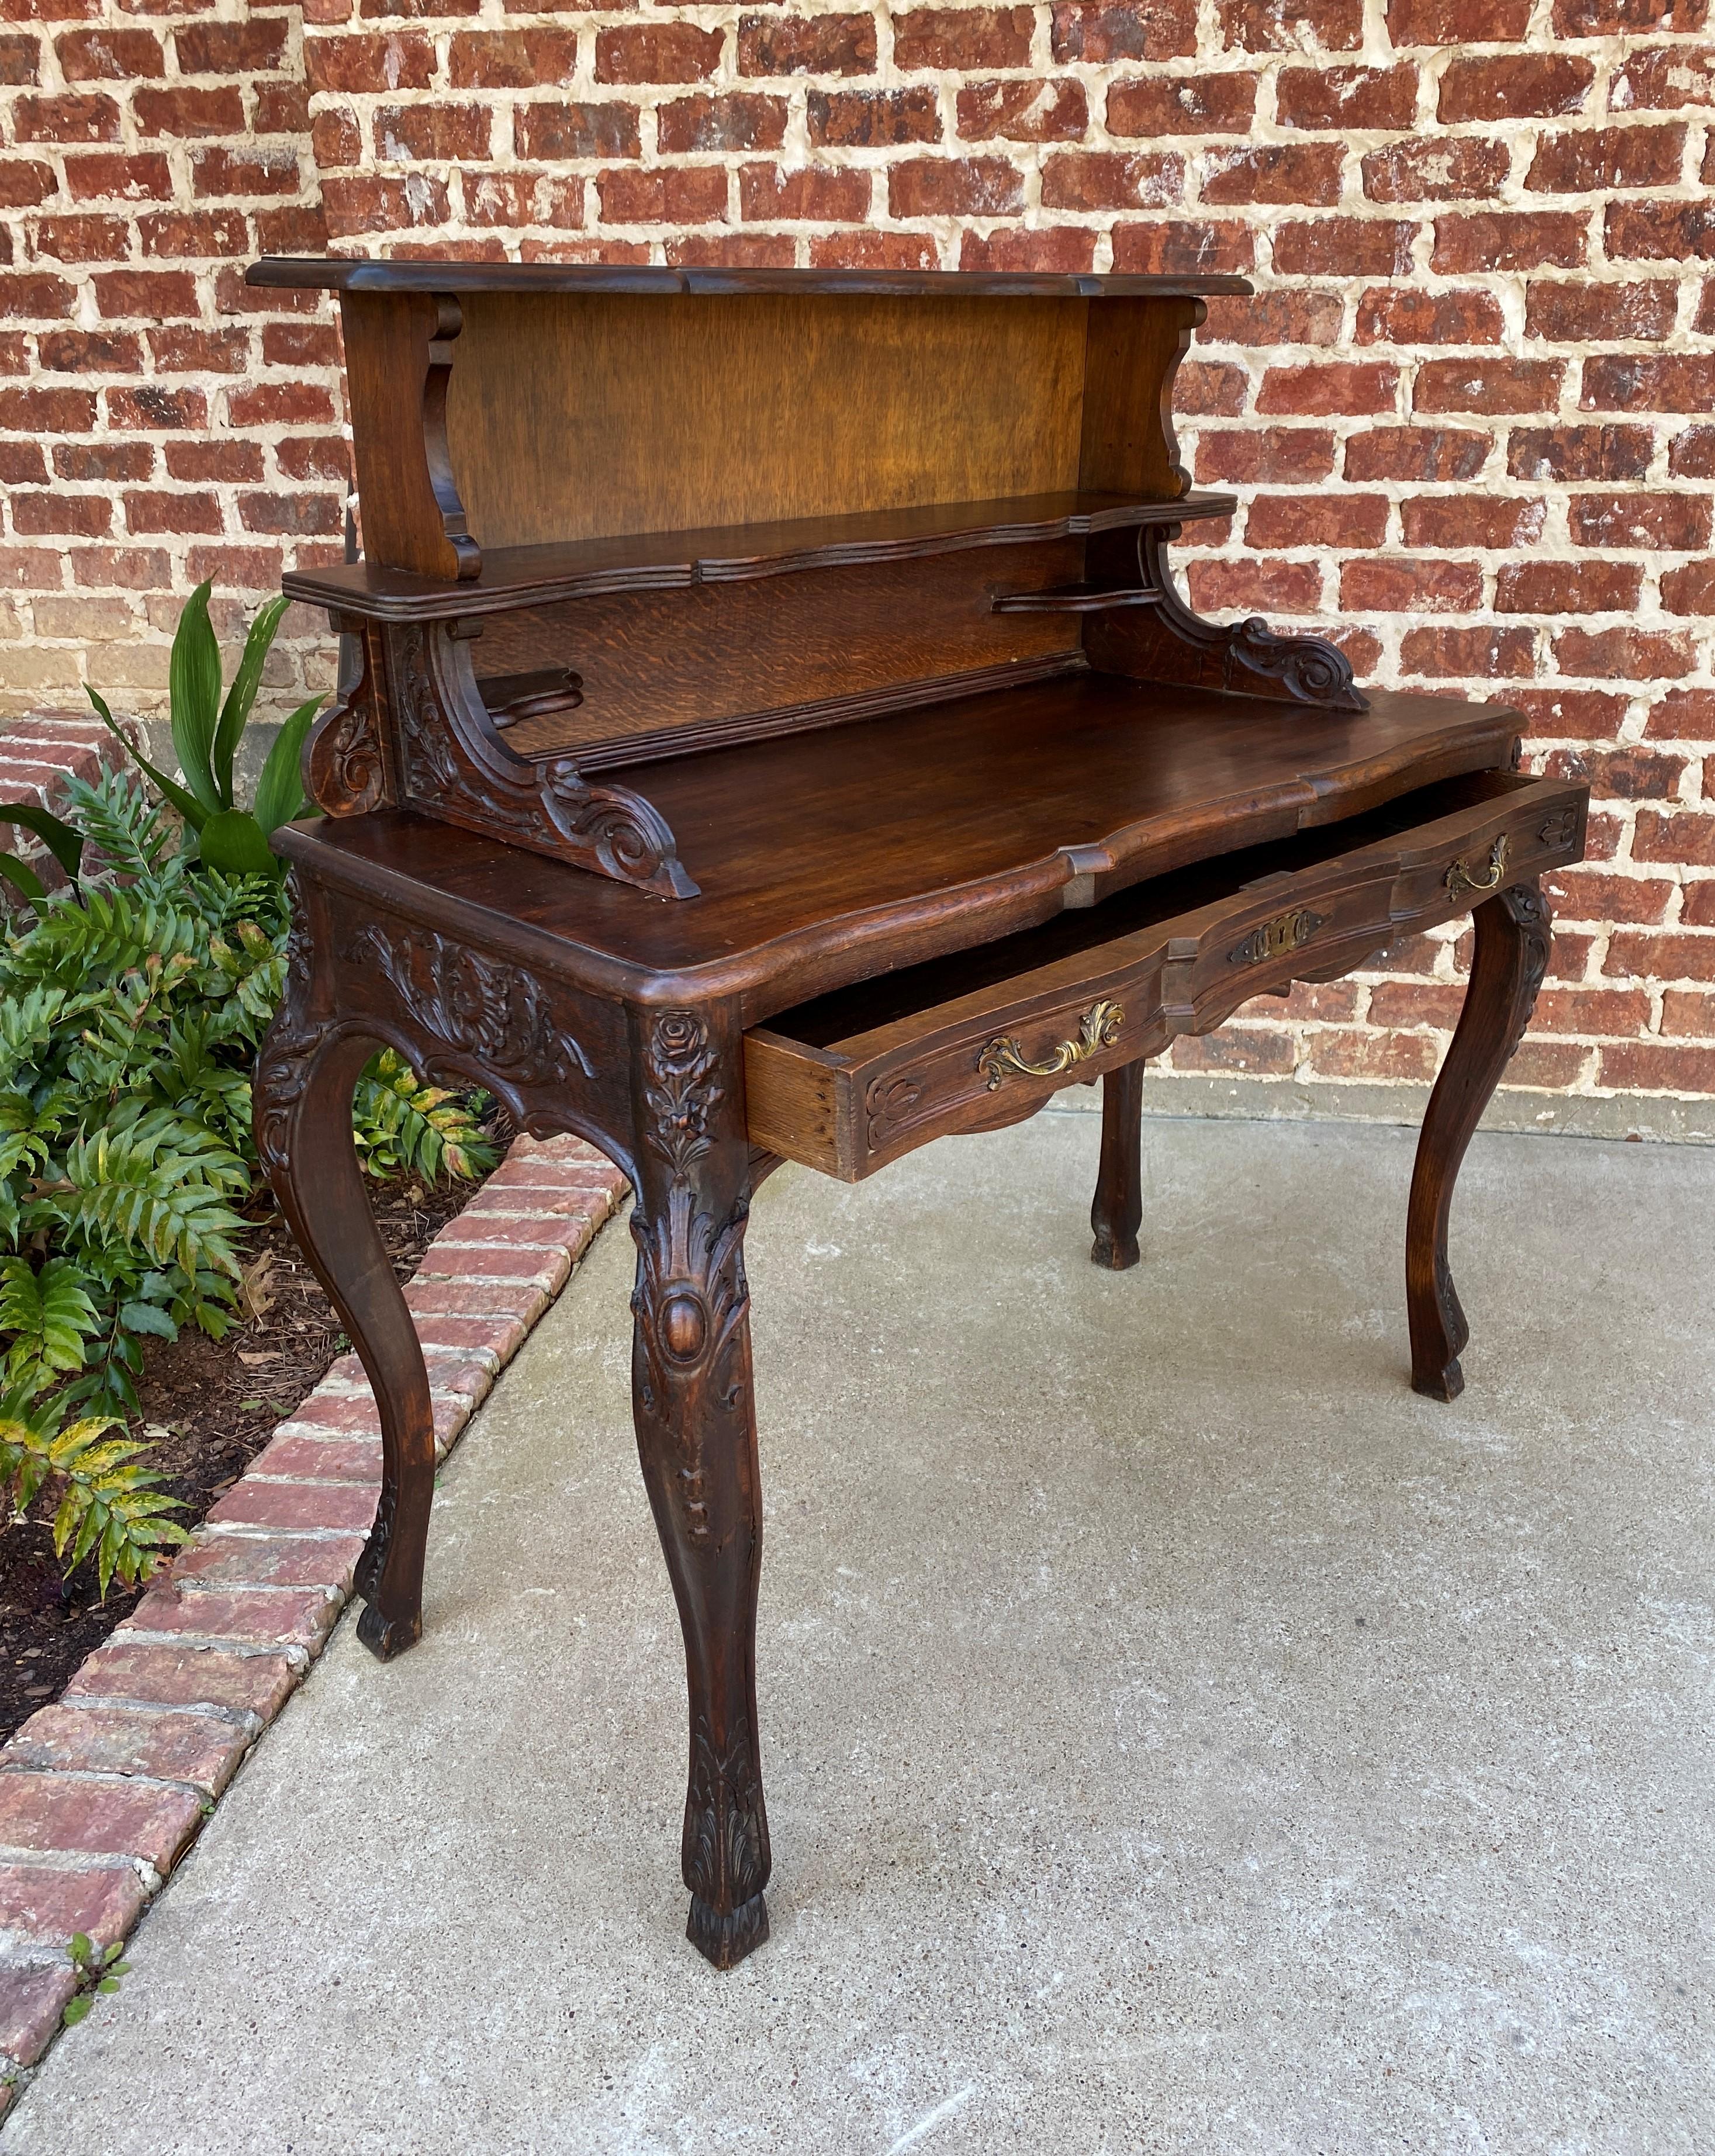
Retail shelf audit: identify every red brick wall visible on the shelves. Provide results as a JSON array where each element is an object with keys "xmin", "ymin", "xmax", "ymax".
[
  {"xmin": 0, "ymin": 1, "xmax": 344, "ymax": 732},
  {"xmin": 5, "ymin": 2, "xmax": 1715, "ymax": 1103}
]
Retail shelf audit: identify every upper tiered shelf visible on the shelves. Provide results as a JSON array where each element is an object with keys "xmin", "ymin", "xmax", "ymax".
[{"xmin": 285, "ymin": 490, "xmax": 1239, "ymax": 622}]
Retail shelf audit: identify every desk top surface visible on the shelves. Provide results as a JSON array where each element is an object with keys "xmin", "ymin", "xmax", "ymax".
[
  {"xmin": 250, "ymin": 257, "xmax": 1253, "ymax": 302},
  {"xmin": 282, "ymin": 674, "xmax": 1520, "ymax": 1020}
]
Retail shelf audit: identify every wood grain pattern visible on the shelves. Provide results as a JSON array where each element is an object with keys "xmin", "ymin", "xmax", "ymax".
[
  {"xmin": 1078, "ymin": 296, "xmax": 1205, "ymax": 501},
  {"xmin": 469, "ymin": 546, "xmax": 1087, "ymax": 761},
  {"xmin": 340, "ymin": 290, "xmax": 479, "ymax": 582},
  {"xmin": 279, "ymin": 681, "xmax": 1528, "ymax": 1018},
  {"xmin": 445, "ymin": 292, "xmax": 1090, "ymax": 548}
]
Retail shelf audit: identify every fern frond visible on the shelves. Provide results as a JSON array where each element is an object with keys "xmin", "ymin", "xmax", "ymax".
[
  {"xmin": 46, "ymin": 1115, "xmax": 247, "ymax": 1279},
  {"xmin": 0, "ymin": 1256, "xmax": 100, "ymax": 1391},
  {"xmin": 55, "ymin": 768, "xmax": 181, "ymax": 888}
]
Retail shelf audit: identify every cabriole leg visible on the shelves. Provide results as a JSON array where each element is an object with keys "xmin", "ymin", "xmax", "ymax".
[
  {"xmin": 629, "ymin": 1009, "xmax": 770, "ymax": 1968},
  {"xmin": 1091, "ymin": 1059, "xmax": 1145, "ymax": 1271},
  {"xmin": 1406, "ymin": 881, "xmax": 1551, "ymax": 1401},
  {"xmin": 254, "ymin": 893, "xmax": 436, "ymax": 1660}
]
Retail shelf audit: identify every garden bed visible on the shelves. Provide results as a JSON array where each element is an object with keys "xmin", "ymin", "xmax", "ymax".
[{"xmin": 0, "ymin": 1149, "xmax": 503, "ymax": 1743}]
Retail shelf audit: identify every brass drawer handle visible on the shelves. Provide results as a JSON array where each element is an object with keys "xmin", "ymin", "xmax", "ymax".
[
  {"xmin": 977, "ymin": 998, "xmax": 1123, "ymax": 1091},
  {"xmin": 1446, "ymin": 833, "xmax": 1507, "ymax": 900}
]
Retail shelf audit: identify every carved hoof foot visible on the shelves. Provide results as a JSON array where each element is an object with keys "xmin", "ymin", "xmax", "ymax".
[
  {"xmin": 1090, "ymin": 1232, "xmax": 1140, "ymax": 1272},
  {"xmin": 686, "ymin": 1889, "xmax": 769, "ymax": 1970},
  {"xmin": 357, "ymin": 1599, "xmax": 422, "ymax": 1662},
  {"xmin": 1413, "ymin": 1358, "xmax": 1465, "ymax": 1404}
]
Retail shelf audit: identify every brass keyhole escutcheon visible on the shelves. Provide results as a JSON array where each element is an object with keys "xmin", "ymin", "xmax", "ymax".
[{"xmin": 976, "ymin": 998, "xmax": 1124, "ymax": 1091}]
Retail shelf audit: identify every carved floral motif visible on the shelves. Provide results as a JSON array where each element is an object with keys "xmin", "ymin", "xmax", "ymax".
[{"xmin": 345, "ymin": 920, "xmax": 593, "ymax": 1086}]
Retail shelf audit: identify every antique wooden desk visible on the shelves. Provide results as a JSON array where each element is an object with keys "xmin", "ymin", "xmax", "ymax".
[{"xmin": 250, "ymin": 258, "xmax": 1588, "ymax": 1968}]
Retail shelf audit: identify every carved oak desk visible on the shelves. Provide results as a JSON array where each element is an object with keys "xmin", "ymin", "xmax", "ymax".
[{"xmin": 250, "ymin": 258, "xmax": 1589, "ymax": 1969}]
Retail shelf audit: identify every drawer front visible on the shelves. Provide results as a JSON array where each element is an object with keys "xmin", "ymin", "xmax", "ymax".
[
  {"xmin": 746, "ymin": 949, "xmax": 1166, "ymax": 1180},
  {"xmin": 747, "ymin": 772, "xmax": 1587, "ymax": 1182}
]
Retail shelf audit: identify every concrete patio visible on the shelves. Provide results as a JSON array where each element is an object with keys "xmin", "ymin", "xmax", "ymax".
[{"xmin": 4, "ymin": 1109, "xmax": 1710, "ymax": 2155}]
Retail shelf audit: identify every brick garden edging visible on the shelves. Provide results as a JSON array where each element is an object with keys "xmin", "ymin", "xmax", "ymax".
[{"xmin": 0, "ymin": 1131, "xmax": 629, "ymax": 2107}]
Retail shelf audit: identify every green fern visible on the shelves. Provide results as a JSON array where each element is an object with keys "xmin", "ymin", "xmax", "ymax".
[
  {"xmin": 44, "ymin": 1112, "xmax": 246, "ymax": 1283},
  {"xmin": 0, "ymin": 1387, "xmax": 188, "ymax": 1596},
  {"xmin": 352, "ymin": 1051, "xmax": 498, "ymax": 1184},
  {"xmin": 0, "ymin": 1259, "xmax": 100, "ymax": 1393},
  {"xmin": 54, "ymin": 768, "xmax": 179, "ymax": 891}
]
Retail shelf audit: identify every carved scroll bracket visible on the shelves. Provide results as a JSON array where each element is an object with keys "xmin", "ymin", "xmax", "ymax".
[
  {"xmin": 1084, "ymin": 525, "xmax": 1368, "ymax": 713},
  {"xmin": 304, "ymin": 616, "xmax": 396, "ymax": 818},
  {"xmin": 386, "ymin": 620, "xmax": 699, "ymax": 900}
]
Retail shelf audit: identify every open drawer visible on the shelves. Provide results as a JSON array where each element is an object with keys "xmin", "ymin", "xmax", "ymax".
[{"xmin": 744, "ymin": 768, "xmax": 1587, "ymax": 1180}]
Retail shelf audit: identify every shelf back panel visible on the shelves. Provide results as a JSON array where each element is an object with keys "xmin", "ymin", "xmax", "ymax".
[
  {"xmin": 473, "ymin": 542, "xmax": 1087, "ymax": 763},
  {"xmin": 445, "ymin": 292, "xmax": 1088, "ymax": 551}
]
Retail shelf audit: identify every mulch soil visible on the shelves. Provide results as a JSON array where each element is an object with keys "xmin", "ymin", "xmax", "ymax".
[{"xmin": 0, "ymin": 1125, "xmax": 510, "ymax": 1745}]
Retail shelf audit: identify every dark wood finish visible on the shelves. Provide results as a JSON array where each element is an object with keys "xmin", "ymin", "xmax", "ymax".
[
  {"xmin": 1406, "ymin": 881, "xmax": 1553, "ymax": 1401},
  {"xmin": 627, "ymin": 1006, "xmax": 770, "ymax": 1967},
  {"xmin": 1091, "ymin": 1061, "xmax": 1145, "ymax": 1271},
  {"xmin": 741, "ymin": 773, "xmax": 1584, "ymax": 1180},
  {"xmin": 281, "ymin": 492, "xmax": 1237, "ymax": 625},
  {"xmin": 250, "ymin": 258, "xmax": 1251, "ymax": 300},
  {"xmin": 340, "ymin": 291, "xmax": 480, "ymax": 584},
  {"xmin": 251, "ymin": 259, "xmax": 1589, "ymax": 1970}
]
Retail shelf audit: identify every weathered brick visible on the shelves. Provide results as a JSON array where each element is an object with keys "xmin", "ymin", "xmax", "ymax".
[
  {"xmin": 205, "ymin": 1479, "xmax": 379, "ymax": 1534},
  {"xmin": 1343, "ymin": 427, "xmax": 1489, "ymax": 483},
  {"xmin": 6, "ymin": 1705, "xmax": 250, "ymax": 1795},
  {"xmin": 1042, "ymin": 150, "xmax": 1179, "ymax": 211},
  {"xmin": 1356, "ymin": 288, "xmax": 1505, "ymax": 345},
  {"xmin": 0, "ymin": 1860, "xmax": 145, "ymax": 1950},
  {"xmin": 120, "ymin": 1584, "xmax": 338, "ymax": 1653},
  {"xmin": 1433, "ymin": 213, "xmax": 1586, "ymax": 274},
  {"xmin": 1439, "ymin": 53, "xmax": 1593, "ymax": 123},
  {"xmin": 1200, "ymin": 144, "xmax": 1343, "ymax": 206},
  {"xmin": 0, "ymin": 1964, "xmax": 77, "ymax": 2067},
  {"xmin": 897, "ymin": 4, "xmax": 1035, "ymax": 67},
  {"xmin": 1401, "ymin": 626, "xmax": 1538, "ymax": 678},
  {"xmin": 739, "ymin": 164, "xmax": 868, "ymax": 221},
  {"xmin": 0, "ymin": 1773, "xmax": 203, "ymax": 1873},
  {"xmin": 1051, "ymin": 0, "xmax": 1197, "ymax": 60},
  {"xmin": 1498, "ymin": 562, "xmax": 1644, "ymax": 614},
  {"xmin": 735, "ymin": 12, "xmax": 876, "ymax": 76},
  {"xmin": 1582, "ymin": 355, "xmax": 1715, "ymax": 412},
  {"xmin": 594, "ymin": 23, "xmax": 723, "ymax": 85},
  {"xmin": 169, "ymin": 1530, "xmax": 369, "ymax": 1591},
  {"xmin": 810, "ymin": 88, "xmax": 940, "ymax": 149},
  {"xmin": 956, "ymin": 79, "xmax": 1087, "ymax": 142},
  {"xmin": 1529, "ymin": 124, "xmax": 1685, "ymax": 195},
  {"xmin": 1197, "ymin": 427, "xmax": 1336, "ymax": 484},
  {"xmin": 1413, "ymin": 359, "xmax": 1563, "ymax": 415},
  {"xmin": 889, "ymin": 156, "xmax": 1024, "ymax": 219},
  {"xmin": 1401, "ymin": 496, "xmax": 1546, "ymax": 549},
  {"xmin": 64, "ymin": 1643, "xmax": 298, "ymax": 1722},
  {"xmin": 1341, "ymin": 558, "xmax": 1484, "ymax": 612},
  {"xmin": 1257, "ymin": 362, "xmax": 1398, "ymax": 416},
  {"xmin": 1525, "ymin": 281, "xmax": 1676, "ymax": 343},
  {"xmin": 1108, "ymin": 74, "xmax": 1256, "ymax": 136},
  {"xmin": 1363, "ymin": 141, "xmax": 1507, "ymax": 209},
  {"xmin": 1272, "ymin": 218, "xmax": 1416, "ymax": 278},
  {"xmin": 1275, "ymin": 63, "xmax": 1415, "ymax": 131},
  {"xmin": 515, "ymin": 102, "xmax": 639, "ymax": 162}
]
